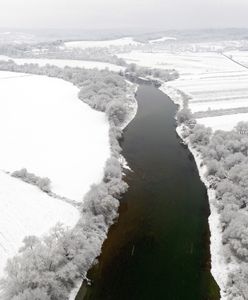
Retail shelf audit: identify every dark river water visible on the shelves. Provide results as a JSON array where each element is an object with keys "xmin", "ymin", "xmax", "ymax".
[{"xmin": 76, "ymin": 84, "xmax": 220, "ymax": 300}]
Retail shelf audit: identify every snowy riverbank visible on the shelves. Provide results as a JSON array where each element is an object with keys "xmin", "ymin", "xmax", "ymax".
[
  {"xmin": 0, "ymin": 61, "xmax": 138, "ymax": 299},
  {"xmin": 69, "ymin": 83, "xmax": 137, "ymax": 300},
  {"xmin": 176, "ymin": 126, "xmax": 236, "ymax": 300},
  {"xmin": 0, "ymin": 70, "xmax": 112, "ymax": 296},
  {"xmin": 159, "ymin": 84, "xmax": 237, "ymax": 299}
]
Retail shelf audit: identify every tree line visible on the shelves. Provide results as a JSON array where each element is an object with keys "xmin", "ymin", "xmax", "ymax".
[
  {"xmin": 178, "ymin": 103, "xmax": 248, "ymax": 299},
  {"xmin": 0, "ymin": 61, "xmax": 131, "ymax": 299}
]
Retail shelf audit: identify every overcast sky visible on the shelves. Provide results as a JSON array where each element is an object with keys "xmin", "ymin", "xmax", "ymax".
[{"xmin": 1, "ymin": 0, "xmax": 248, "ymax": 30}]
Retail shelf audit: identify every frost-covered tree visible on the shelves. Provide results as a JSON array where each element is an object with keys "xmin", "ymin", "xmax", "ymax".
[
  {"xmin": 235, "ymin": 121, "xmax": 248, "ymax": 135},
  {"xmin": 11, "ymin": 288, "xmax": 51, "ymax": 300},
  {"xmin": 104, "ymin": 157, "xmax": 122, "ymax": 182},
  {"xmin": 106, "ymin": 101, "xmax": 127, "ymax": 126},
  {"xmin": 12, "ymin": 168, "xmax": 51, "ymax": 193},
  {"xmin": 189, "ymin": 124, "xmax": 212, "ymax": 147},
  {"xmin": 224, "ymin": 153, "xmax": 246, "ymax": 170},
  {"xmin": 176, "ymin": 107, "xmax": 193, "ymax": 124},
  {"xmin": 223, "ymin": 214, "xmax": 248, "ymax": 260}
]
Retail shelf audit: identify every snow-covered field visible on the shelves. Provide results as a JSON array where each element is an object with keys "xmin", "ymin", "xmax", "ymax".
[
  {"xmin": 196, "ymin": 113, "xmax": 248, "ymax": 131},
  {"xmin": 0, "ymin": 55, "xmax": 124, "ymax": 72},
  {"xmin": 0, "ymin": 171, "xmax": 79, "ymax": 278},
  {"xmin": 0, "ymin": 71, "xmax": 111, "ymax": 279},
  {"xmin": 118, "ymin": 50, "xmax": 248, "ymax": 131},
  {"xmin": 149, "ymin": 36, "xmax": 177, "ymax": 43},
  {"xmin": 118, "ymin": 51, "xmax": 244, "ymax": 75},
  {"xmin": 168, "ymin": 70, "xmax": 248, "ymax": 131},
  {"xmin": 65, "ymin": 37, "xmax": 140, "ymax": 49},
  {"xmin": 0, "ymin": 71, "xmax": 110, "ymax": 201}
]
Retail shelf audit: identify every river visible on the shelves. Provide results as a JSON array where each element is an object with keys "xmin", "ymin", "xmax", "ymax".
[{"xmin": 76, "ymin": 84, "xmax": 220, "ymax": 300}]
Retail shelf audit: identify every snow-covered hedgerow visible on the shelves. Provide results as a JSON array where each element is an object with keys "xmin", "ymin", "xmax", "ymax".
[
  {"xmin": 0, "ymin": 62, "xmax": 134, "ymax": 299},
  {"xmin": 0, "ymin": 55, "xmax": 125, "ymax": 72},
  {"xmin": 125, "ymin": 63, "xmax": 179, "ymax": 82},
  {"xmin": 0, "ymin": 42, "xmax": 126, "ymax": 66},
  {"xmin": 11, "ymin": 168, "xmax": 51, "ymax": 193},
  {"xmin": 176, "ymin": 107, "xmax": 193, "ymax": 124}
]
